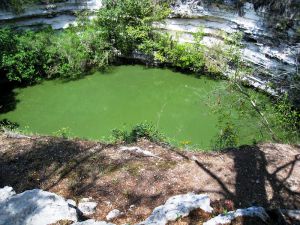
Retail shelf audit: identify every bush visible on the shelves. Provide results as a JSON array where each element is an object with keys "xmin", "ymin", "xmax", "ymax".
[
  {"xmin": 112, "ymin": 122, "xmax": 164, "ymax": 143},
  {"xmin": 213, "ymin": 122, "xmax": 239, "ymax": 150},
  {"xmin": 96, "ymin": 0, "xmax": 170, "ymax": 56},
  {"xmin": 1, "ymin": 29, "xmax": 52, "ymax": 82},
  {"xmin": 0, "ymin": 26, "xmax": 112, "ymax": 82}
]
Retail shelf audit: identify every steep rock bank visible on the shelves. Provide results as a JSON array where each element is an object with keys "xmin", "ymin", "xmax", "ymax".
[
  {"xmin": 156, "ymin": 0, "xmax": 299, "ymax": 96},
  {"xmin": 0, "ymin": 0, "xmax": 101, "ymax": 29}
]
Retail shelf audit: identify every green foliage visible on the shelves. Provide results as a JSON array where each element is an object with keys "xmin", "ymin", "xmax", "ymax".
[
  {"xmin": 0, "ymin": 26, "xmax": 112, "ymax": 82},
  {"xmin": 53, "ymin": 127, "xmax": 72, "ymax": 139},
  {"xmin": 1, "ymin": 29, "xmax": 52, "ymax": 82},
  {"xmin": 0, "ymin": 0, "xmax": 170, "ymax": 83},
  {"xmin": 112, "ymin": 122, "xmax": 164, "ymax": 143},
  {"xmin": 0, "ymin": 119, "xmax": 19, "ymax": 130},
  {"xmin": 96, "ymin": 0, "xmax": 170, "ymax": 56},
  {"xmin": 213, "ymin": 121, "xmax": 239, "ymax": 150},
  {"xmin": 271, "ymin": 94, "xmax": 300, "ymax": 142},
  {"xmin": 44, "ymin": 27, "xmax": 111, "ymax": 79},
  {"xmin": 139, "ymin": 30, "xmax": 205, "ymax": 73}
]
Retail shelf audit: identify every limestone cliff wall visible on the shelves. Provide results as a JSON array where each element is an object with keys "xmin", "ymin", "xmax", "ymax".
[
  {"xmin": 0, "ymin": 0, "xmax": 101, "ymax": 29},
  {"xmin": 0, "ymin": 0, "xmax": 298, "ymax": 96}
]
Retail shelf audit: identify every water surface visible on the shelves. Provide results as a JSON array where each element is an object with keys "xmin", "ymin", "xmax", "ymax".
[{"xmin": 0, "ymin": 65, "xmax": 273, "ymax": 149}]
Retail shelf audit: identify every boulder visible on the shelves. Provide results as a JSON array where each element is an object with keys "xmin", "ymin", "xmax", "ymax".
[
  {"xmin": 106, "ymin": 209, "xmax": 124, "ymax": 221},
  {"xmin": 0, "ymin": 188, "xmax": 78, "ymax": 225},
  {"xmin": 78, "ymin": 198, "xmax": 98, "ymax": 216},
  {"xmin": 138, "ymin": 193, "xmax": 213, "ymax": 225}
]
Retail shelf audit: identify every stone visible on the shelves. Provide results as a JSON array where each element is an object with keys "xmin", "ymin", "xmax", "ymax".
[
  {"xmin": 138, "ymin": 193, "xmax": 213, "ymax": 225},
  {"xmin": 119, "ymin": 146, "xmax": 160, "ymax": 158},
  {"xmin": 281, "ymin": 209, "xmax": 300, "ymax": 220},
  {"xmin": 78, "ymin": 198, "xmax": 98, "ymax": 215},
  {"xmin": 203, "ymin": 207, "xmax": 269, "ymax": 225},
  {"xmin": 72, "ymin": 220, "xmax": 115, "ymax": 225},
  {"xmin": 0, "ymin": 189, "xmax": 78, "ymax": 225},
  {"xmin": 106, "ymin": 209, "xmax": 124, "ymax": 221},
  {"xmin": 129, "ymin": 204, "xmax": 135, "ymax": 211},
  {"xmin": 0, "ymin": 186, "xmax": 16, "ymax": 203}
]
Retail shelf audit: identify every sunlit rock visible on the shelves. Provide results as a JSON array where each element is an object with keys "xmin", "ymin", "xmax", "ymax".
[
  {"xmin": 138, "ymin": 193, "xmax": 213, "ymax": 225},
  {"xmin": 204, "ymin": 206, "xmax": 269, "ymax": 225},
  {"xmin": 0, "ymin": 188, "xmax": 78, "ymax": 225},
  {"xmin": 0, "ymin": 186, "xmax": 16, "ymax": 203}
]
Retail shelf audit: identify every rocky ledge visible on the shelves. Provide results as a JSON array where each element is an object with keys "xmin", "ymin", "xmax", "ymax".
[
  {"xmin": 0, "ymin": 0, "xmax": 101, "ymax": 29},
  {"xmin": 1, "ymin": 187, "xmax": 299, "ymax": 225}
]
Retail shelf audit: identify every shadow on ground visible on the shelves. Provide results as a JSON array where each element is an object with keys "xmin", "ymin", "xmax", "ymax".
[
  {"xmin": 0, "ymin": 136, "xmax": 299, "ymax": 224},
  {"xmin": 193, "ymin": 145, "xmax": 300, "ymax": 209}
]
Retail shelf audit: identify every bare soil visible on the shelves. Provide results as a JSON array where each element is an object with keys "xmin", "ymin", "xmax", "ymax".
[{"xmin": 0, "ymin": 134, "xmax": 299, "ymax": 224}]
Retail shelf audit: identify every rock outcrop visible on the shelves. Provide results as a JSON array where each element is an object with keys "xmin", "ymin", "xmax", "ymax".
[
  {"xmin": 156, "ymin": 0, "xmax": 299, "ymax": 96},
  {"xmin": 0, "ymin": 186, "xmax": 298, "ymax": 225},
  {"xmin": 0, "ymin": 0, "xmax": 101, "ymax": 29}
]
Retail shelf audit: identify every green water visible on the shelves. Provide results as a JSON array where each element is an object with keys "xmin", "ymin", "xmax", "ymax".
[{"xmin": 0, "ymin": 65, "xmax": 273, "ymax": 149}]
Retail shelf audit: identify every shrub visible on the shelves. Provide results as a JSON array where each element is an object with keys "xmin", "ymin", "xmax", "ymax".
[
  {"xmin": 213, "ymin": 122, "xmax": 238, "ymax": 150},
  {"xmin": 112, "ymin": 122, "xmax": 164, "ymax": 143}
]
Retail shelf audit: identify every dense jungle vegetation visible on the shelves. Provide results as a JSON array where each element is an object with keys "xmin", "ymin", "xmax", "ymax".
[{"xmin": 0, "ymin": 0, "xmax": 299, "ymax": 147}]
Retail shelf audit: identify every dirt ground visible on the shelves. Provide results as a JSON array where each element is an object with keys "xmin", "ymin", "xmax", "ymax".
[{"xmin": 0, "ymin": 134, "xmax": 299, "ymax": 224}]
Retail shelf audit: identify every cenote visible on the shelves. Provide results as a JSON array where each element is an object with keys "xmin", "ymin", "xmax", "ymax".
[{"xmin": 0, "ymin": 65, "xmax": 277, "ymax": 149}]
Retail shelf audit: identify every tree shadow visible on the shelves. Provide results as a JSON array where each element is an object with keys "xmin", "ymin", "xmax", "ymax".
[
  {"xmin": 0, "ymin": 137, "xmax": 150, "ymax": 200},
  {"xmin": 0, "ymin": 82, "xmax": 19, "ymax": 114},
  {"xmin": 193, "ymin": 145, "xmax": 300, "ymax": 210},
  {"xmin": 0, "ymin": 137, "xmax": 114, "ymax": 195}
]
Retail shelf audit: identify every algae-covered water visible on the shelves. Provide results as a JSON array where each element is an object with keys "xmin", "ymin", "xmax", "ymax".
[{"xmin": 0, "ymin": 65, "xmax": 275, "ymax": 149}]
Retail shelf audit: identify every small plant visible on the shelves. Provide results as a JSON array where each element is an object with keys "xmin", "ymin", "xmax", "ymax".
[
  {"xmin": 0, "ymin": 119, "xmax": 19, "ymax": 130},
  {"xmin": 179, "ymin": 140, "xmax": 192, "ymax": 147},
  {"xmin": 112, "ymin": 122, "xmax": 164, "ymax": 143},
  {"xmin": 53, "ymin": 127, "xmax": 72, "ymax": 139}
]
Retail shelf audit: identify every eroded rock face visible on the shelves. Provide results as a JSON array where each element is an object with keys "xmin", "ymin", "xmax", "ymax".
[
  {"xmin": 0, "ymin": 188, "xmax": 78, "ymax": 225},
  {"xmin": 159, "ymin": 0, "xmax": 299, "ymax": 96},
  {"xmin": 0, "ymin": 0, "xmax": 101, "ymax": 29}
]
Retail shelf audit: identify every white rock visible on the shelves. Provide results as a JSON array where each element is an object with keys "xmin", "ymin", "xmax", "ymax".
[
  {"xmin": 138, "ymin": 193, "xmax": 213, "ymax": 225},
  {"xmin": 0, "ymin": 189, "xmax": 78, "ymax": 225},
  {"xmin": 281, "ymin": 209, "xmax": 300, "ymax": 220},
  {"xmin": 72, "ymin": 220, "xmax": 115, "ymax": 225},
  {"xmin": 78, "ymin": 198, "xmax": 98, "ymax": 215},
  {"xmin": 106, "ymin": 209, "xmax": 124, "ymax": 221},
  {"xmin": 204, "ymin": 207, "xmax": 269, "ymax": 225},
  {"xmin": 119, "ymin": 146, "xmax": 160, "ymax": 158},
  {"xmin": 0, "ymin": 186, "xmax": 16, "ymax": 203}
]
